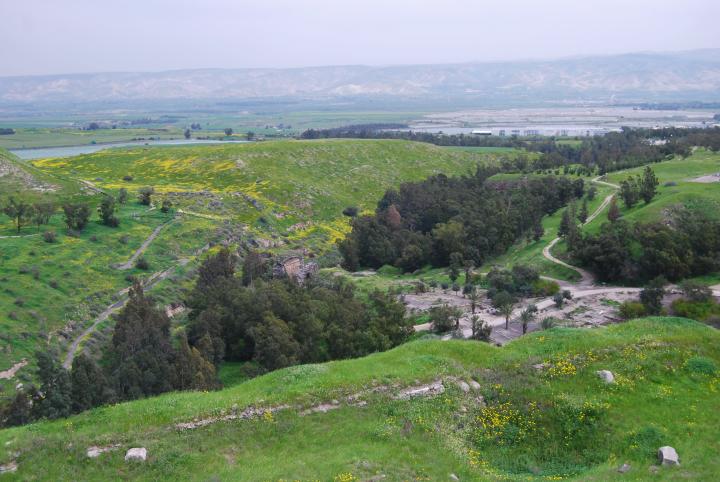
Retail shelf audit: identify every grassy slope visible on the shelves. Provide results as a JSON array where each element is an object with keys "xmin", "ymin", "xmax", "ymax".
[
  {"xmin": 0, "ymin": 140, "xmax": 499, "ymax": 387},
  {"xmin": 586, "ymin": 148, "xmax": 720, "ymax": 232},
  {"xmin": 0, "ymin": 317, "xmax": 718, "ymax": 481},
  {"xmin": 31, "ymin": 139, "xmax": 497, "ymax": 251}
]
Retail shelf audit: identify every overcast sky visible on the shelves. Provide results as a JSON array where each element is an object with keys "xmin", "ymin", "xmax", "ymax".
[{"xmin": 2, "ymin": 0, "xmax": 719, "ymax": 76}]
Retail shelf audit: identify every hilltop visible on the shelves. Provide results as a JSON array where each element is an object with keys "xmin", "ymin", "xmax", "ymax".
[{"xmin": 0, "ymin": 317, "xmax": 718, "ymax": 480}]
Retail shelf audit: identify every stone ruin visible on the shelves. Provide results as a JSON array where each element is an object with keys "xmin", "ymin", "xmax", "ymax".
[{"xmin": 272, "ymin": 256, "xmax": 318, "ymax": 284}]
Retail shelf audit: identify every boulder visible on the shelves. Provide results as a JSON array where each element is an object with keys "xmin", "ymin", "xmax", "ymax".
[
  {"xmin": 468, "ymin": 380, "xmax": 481, "ymax": 391},
  {"xmin": 457, "ymin": 381, "xmax": 470, "ymax": 393},
  {"xmin": 617, "ymin": 463, "xmax": 631, "ymax": 473},
  {"xmin": 450, "ymin": 474, "xmax": 459, "ymax": 481},
  {"xmin": 596, "ymin": 370, "xmax": 615, "ymax": 384},
  {"xmin": 658, "ymin": 446, "xmax": 680, "ymax": 466},
  {"xmin": 124, "ymin": 447, "xmax": 147, "ymax": 462}
]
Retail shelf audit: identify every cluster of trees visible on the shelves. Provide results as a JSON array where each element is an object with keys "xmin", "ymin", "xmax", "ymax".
[
  {"xmin": 301, "ymin": 125, "xmax": 720, "ymax": 175},
  {"xmin": 2, "ymin": 198, "xmax": 55, "ymax": 233},
  {"xmin": 570, "ymin": 207, "xmax": 720, "ymax": 283},
  {"xmin": 339, "ymin": 167, "xmax": 583, "ymax": 272},
  {"xmin": 0, "ymin": 128, "xmax": 15, "ymax": 135},
  {"xmin": 619, "ymin": 167, "xmax": 659, "ymax": 208},
  {"xmin": 186, "ymin": 249, "xmax": 412, "ymax": 371},
  {"xmin": 2, "ymin": 187, "xmax": 162, "ymax": 236},
  {"xmin": 0, "ymin": 282, "xmax": 216, "ymax": 428}
]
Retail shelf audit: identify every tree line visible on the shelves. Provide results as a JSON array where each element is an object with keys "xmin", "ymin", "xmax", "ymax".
[
  {"xmin": 300, "ymin": 125, "xmax": 720, "ymax": 174},
  {"xmin": 339, "ymin": 166, "xmax": 584, "ymax": 272}
]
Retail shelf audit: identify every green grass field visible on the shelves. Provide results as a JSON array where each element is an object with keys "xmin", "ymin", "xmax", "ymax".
[{"xmin": 0, "ymin": 317, "xmax": 717, "ymax": 481}]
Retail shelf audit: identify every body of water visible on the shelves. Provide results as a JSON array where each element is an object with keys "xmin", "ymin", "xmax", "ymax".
[{"xmin": 10, "ymin": 139, "xmax": 249, "ymax": 160}]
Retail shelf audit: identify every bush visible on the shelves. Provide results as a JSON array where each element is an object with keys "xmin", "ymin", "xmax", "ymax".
[
  {"xmin": 541, "ymin": 317, "xmax": 558, "ymax": 330},
  {"xmin": 531, "ymin": 279, "xmax": 560, "ymax": 297},
  {"xmin": 562, "ymin": 290, "xmax": 572, "ymax": 300},
  {"xmin": 429, "ymin": 304, "xmax": 462, "ymax": 333},
  {"xmin": 377, "ymin": 265, "xmax": 401, "ymax": 276},
  {"xmin": 626, "ymin": 426, "xmax": 664, "ymax": 460},
  {"xmin": 122, "ymin": 175, "xmax": 133, "ymax": 182},
  {"xmin": 685, "ymin": 356, "xmax": 716, "ymax": 375},
  {"xmin": 553, "ymin": 293, "xmax": 564, "ymax": 308},
  {"xmin": 135, "ymin": 257, "xmax": 150, "ymax": 270},
  {"xmin": 119, "ymin": 235, "xmax": 129, "ymax": 245},
  {"xmin": 43, "ymin": 231, "xmax": 57, "ymax": 243},
  {"xmin": 342, "ymin": 206, "xmax": 359, "ymax": 217},
  {"xmin": 619, "ymin": 301, "xmax": 646, "ymax": 320},
  {"xmin": 671, "ymin": 298, "xmax": 720, "ymax": 321}
]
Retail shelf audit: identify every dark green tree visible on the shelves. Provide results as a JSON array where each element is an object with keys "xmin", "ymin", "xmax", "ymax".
[
  {"xmin": 578, "ymin": 199, "xmax": 589, "ymax": 224},
  {"xmin": 138, "ymin": 186, "xmax": 154, "ymax": 206},
  {"xmin": 31, "ymin": 202, "xmax": 55, "ymax": 231},
  {"xmin": 640, "ymin": 276, "xmax": 667, "ymax": 315},
  {"xmin": 99, "ymin": 196, "xmax": 119, "ymax": 227},
  {"xmin": 241, "ymin": 250, "xmax": 266, "ymax": 286},
  {"xmin": 70, "ymin": 353, "xmax": 108, "ymax": 413},
  {"xmin": 3, "ymin": 197, "xmax": 31, "ymax": 233},
  {"xmin": 607, "ymin": 197, "xmax": 621, "ymax": 222},
  {"xmin": 117, "ymin": 188, "xmax": 128, "ymax": 204},
  {"xmin": 62, "ymin": 203, "xmax": 91, "ymax": 231},
  {"xmin": 493, "ymin": 291, "xmax": 515, "ymax": 330},
  {"xmin": 640, "ymin": 166, "xmax": 659, "ymax": 204},
  {"xmin": 104, "ymin": 281, "xmax": 177, "ymax": 400},
  {"xmin": 32, "ymin": 350, "xmax": 72, "ymax": 420}
]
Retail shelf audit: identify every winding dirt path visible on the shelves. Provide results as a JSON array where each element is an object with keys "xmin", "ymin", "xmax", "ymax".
[
  {"xmin": 63, "ymin": 244, "xmax": 210, "ymax": 369},
  {"xmin": 541, "ymin": 177, "xmax": 619, "ymax": 285},
  {"xmin": 113, "ymin": 219, "xmax": 174, "ymax": 270}
]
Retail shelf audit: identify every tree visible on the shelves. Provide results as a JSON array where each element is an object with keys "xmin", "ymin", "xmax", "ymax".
[
  {"xmin": 640, "ymin": 166, "xmax": 659, "ymax": 204},
  {"xmin": 532, "ymin": 220, "xmax": 544, "ymax": 241},
  {"xmin": 493, "ymin": 291, "xmax": 515, "ymax": 330},
  {"xmin": 0, "ymin": 389, "xmax": 33, "ymax": 427},
  {"xmin": 62, "ymin": 203, "xmax": 91, "ymax": 231},
  {"xmin": 448, "ymin": 252, "xmax": 463, "ymax": 282},
  {"xmin": 607, "ymin": 197, "xmax": 621, "ymax": 222},
  {"xmin": 250, "ymin": 313, "xmax": 300, "ymax": 371},
  {"xmin": 104, "ymin": 281, "xmax": 177, "ymax": 400},
  {"xmin": 467, "ymin": 286, "xmax": 481, "ymax": 314},
  {"xmin": 99, "ymin": 196, "xmax": 119, "ymax": 227},
  {"xmin": 518, "ymin": 304, "xmax": 537, "ymax": 334},
  {"xmin": 429, "ymin": 304, "xmax": 462, "ymax": 333},
  {"xmin": 70, "ymin": 353, "xmax": 108, "ymax": 413},
  {"xmin": 175, "ymin": 334, "xmax": 217, "ymax": 390},
  {"xmin": 117, "ymin": 188, "xmax": 128, "ymax": 204},
  {"xmin": 558, "ymin": 208, "xmax": 571, "ymax": 237},
  {"xmin": 31, "ymin": 201, "xmax": 55, "ymax": 231},
  {"xmin": 586, "ymin": 186, "xmax": 597, "ymax": 201},
  {"xmin": 578, "ymin": 199, "xmax": 589, "ymax": 224},
  {"xmin": 3, "ymin": 197, "xmax": 31, "ymax": 233},
  {"xmin": 32, "ymin": 350, "xmax": 72, "ymax": 420},
  {"xmin": 138, "ymin": 186, "xmax": 154, "ymax": 206},
  {"xmin": 640, "ymin": 276, "xmax": 667, "ymax": 315},
  {"xmin": 679, "ymin": 280, "xmax": 712, "ymax": 302},
  {"xmin": 224, "ymin": 128, "xmax": 233, "ymax": 137},
  {"xmin": 470, "ymin": 315, "xmax": 492, "ymax": 341},
  {"xmin": 241, "ymin": 250, "xmax": 266, "ymax": 286},
  {"xmin": 184, "ymin": 128, "xmax": 191, "ymax": 139},
  {"xmin": 620, "ymin": 178, "xmax": 639, "ymax": 208},
  {"xmin": 246, "ymin": 131, "xmax": 255, "ymax": 141}
]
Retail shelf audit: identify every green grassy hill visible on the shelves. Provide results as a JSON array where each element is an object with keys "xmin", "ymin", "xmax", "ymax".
[
  {"xmin": 0, "ymin": 140, "xmax": 496, "ymax": 390},
  {"xmin": 31, "ymin": 139, "xmax": 492, "ymax": 250},
  {"xmin": 1, "ymin": 317, "xmax": 718, "ymax": 480}
]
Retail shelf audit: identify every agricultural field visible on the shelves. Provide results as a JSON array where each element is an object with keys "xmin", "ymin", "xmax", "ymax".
[
  {"xmin": 0, "ymin": 317, "xmax": 718, "ymax": 480},
  {"xmin": 0, "ymin": 128, "xmax": 189, "ymax": 150}
]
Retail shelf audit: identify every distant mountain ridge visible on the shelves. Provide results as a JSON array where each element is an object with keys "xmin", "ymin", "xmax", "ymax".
[{"xmin": 2, "ymin": 50, "xmax": 720, "ymax": 104}]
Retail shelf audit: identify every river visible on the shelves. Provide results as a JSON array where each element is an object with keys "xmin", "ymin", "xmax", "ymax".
[{"xmin": 9, "ymin": 139, "xmax": 249, "ymax": 160}]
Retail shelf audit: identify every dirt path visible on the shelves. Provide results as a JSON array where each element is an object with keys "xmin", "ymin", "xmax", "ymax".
[
  {"xmin": 113, "ymin": 219, "xmax": 174, "ymax": 270},
  {"xmin": 0, "ymin": 233, "xmax": 40, "ymax": 239},
  {"xmin": 541, "ymin": 178, "xmax": 618, "ymax": 285},
  {"xmin": 63, "ymin": 244, "xmax": 210, "ymax": 369},
  {"xmin": 0, "ymin": 360, "xmax": 28, "ymax": 380}
]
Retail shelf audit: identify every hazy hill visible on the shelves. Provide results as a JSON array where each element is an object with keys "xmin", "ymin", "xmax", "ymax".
[{"xmin": 2, "ymin": 50, "xmax": 720, "ymax": 105}]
